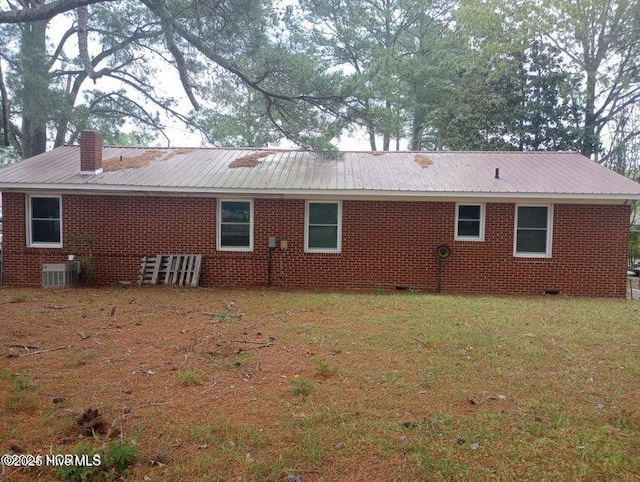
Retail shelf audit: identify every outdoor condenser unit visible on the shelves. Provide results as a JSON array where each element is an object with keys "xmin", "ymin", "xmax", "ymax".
[{"xmin": 42, "ymin": 262, "xmax": 80, "ymax": 288}]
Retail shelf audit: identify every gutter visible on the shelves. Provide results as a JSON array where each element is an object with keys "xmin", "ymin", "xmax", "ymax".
[{"xmin": 0, "ymin": 183, "xmax": 639, "ymax": 204}]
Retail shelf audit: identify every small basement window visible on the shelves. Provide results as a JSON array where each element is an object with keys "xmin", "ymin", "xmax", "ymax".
[
  {"xmin": 455, "ymin": 203, "xmax": 485, "ymax": 241},
  {"xmin": 218, "ymin": 199, "xmax": 253, "ymax": 251},
  {"xmin": 305, "ymin": 201, "xmax": 341, "ymax": 253},
  {"xmin": 514, "ymin": 205, "xmax": 553, "ymax": 257},
  {"xmin": 28, "ymin": 195, "xmax": 62, "ymax": 247}
]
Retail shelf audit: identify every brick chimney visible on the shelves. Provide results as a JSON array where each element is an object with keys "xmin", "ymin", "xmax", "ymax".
[{"xmin": 80, "ymin": 130, "xmax": 103, "ymax": 175}]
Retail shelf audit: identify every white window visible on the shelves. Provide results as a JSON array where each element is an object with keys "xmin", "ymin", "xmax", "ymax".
[
  {"xmin": 305, "ymin": 201, "xmax": 341, "ymax": 253},
  {"xmin": 514, "ymin": 205, "xmax": 553, "ymax": 257},
  {"xmin": 455, "ymin": 203, "xmax": 485, "ymax": 241},
  {"xmin": 28, "ymin": 195, "xmax": 62, "ymax": 247},
  {"xmin": 218, "ymin": 200, "xmax": 253, "ymax": 251}
]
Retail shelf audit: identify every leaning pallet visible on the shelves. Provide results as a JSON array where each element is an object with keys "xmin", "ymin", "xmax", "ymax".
[
  {"xmin": 137, "ymin": 254, "xmax": 202, "ymax": 287},
  {"xmin": 137, "ymin": 255, "xmax": 162, "ymax": 286}
]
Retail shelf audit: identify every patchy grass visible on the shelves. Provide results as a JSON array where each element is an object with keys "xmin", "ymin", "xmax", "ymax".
[
  {"xmin": 0, "ymin": 287, "xmax": 638, "ymax": 481},
  {"xmin": 10, "ymin": 293, "xmax": 27, "ymax": 303},
  {"xmin": 5, "ymin": 371, "xmax": 39, "ymax": 412},
  {"xmin": 310, "ymin": 355, "xmax": 337, "ymax": 378},
  {"xmin": 175, "ymin": 369, "xmax": 203, "ymax": 387},
  {"xmin": 291, "ymin": 376, "xmax": 317, "ymax": 396}
]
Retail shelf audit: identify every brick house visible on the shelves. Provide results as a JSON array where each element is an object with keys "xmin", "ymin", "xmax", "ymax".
[{"xmin": 1, "ymin": 130, "xmax": 639, "ymax": 296}]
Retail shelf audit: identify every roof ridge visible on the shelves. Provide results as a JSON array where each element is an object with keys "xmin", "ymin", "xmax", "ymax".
[
  {"xmin": 60, "ymin": 144, "xmax": 582, "ymax": 156},
  {"xmin": 420, "ymin": 150, "xmax": 578, "ymax": 155},
  {"xmin": 101, "ymin": 145, "xmax": 291, "ymax": 151}
]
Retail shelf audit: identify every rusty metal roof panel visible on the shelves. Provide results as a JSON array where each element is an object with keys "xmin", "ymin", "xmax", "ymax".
[
  {"xmin": 1, "ymin": 147, "xmax": 639, "ymax": 199},
  {"xmin": 419, "ymin": 151, "xmax": 632, "ymax": 194}
]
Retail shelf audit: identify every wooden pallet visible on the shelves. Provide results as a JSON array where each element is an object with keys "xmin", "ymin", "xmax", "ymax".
[{"xmin": 137, "ymin": 254, "xmax": 202, "ymax": 287}]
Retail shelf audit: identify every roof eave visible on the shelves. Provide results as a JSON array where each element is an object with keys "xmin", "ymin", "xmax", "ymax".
[{"xmin": 0, "ymin": 183, "xmax": 638, "ymax": 203}]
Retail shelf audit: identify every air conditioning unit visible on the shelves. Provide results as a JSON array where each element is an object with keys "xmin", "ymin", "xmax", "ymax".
[{"xmin": 42, "ymin": 262, "xmax": 80, "ymax": 288}]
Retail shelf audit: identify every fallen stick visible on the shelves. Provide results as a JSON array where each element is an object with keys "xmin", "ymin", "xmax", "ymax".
[
  {"xmin": 52, "ymin": 408, "xmax": 75, "ymax": 418},
  {"xmin": 199, "ymin": 380, "xmax": 217, "ymax": 395},
  {"xmin": 203, "ymin": 311, "xmax": 242, "ymax": 319},
  {"xmin": 176, "ymin": 354, "xmax": 188, "ymax": 371},
  {"xmin": 411, "ymin": 336, "xmax": 429, "ymax": 348},
  {"xmin": 18, "ymin": 346, "xmax": 67, "ymax": 357},
  {"xmin": 235, "ymin": 344, "xmax": 272, "ymax": 354},
  {"xmin": 138, "ymin": 402, "xmax": 172, "ymax": 408},
  {"xmin": 103, "ymin": 416, "xmax": 123, "ymax": 441},
  {"xmin": 6, "ymin": 343, "xmax": 39, "ymax": 349},
  {"xmin": 228, "ymin": 339, "xmax": 274, "ymax": 346}
]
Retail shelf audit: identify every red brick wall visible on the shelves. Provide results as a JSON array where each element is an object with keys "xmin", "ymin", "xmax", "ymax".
[
  {"xmin": 80, "ymin": 130, "xmax": 103, "ymax": 173},
  {"xmin": 1, "ymin": 192, "xmax": 630, "ymax": 297}
]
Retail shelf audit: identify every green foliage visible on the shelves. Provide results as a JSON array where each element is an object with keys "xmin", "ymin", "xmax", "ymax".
[
  {"xmin": 603, "ymin": 128, "xmax": 640, "ymax": 179},
  {"xmin": 68, "ymin": 234, "xmax": 97, "ymax": 286},
  {"xmin": 54, "ymin": 442, "xmax": 102, "ymax": 482},
  {"xmin": 301, "ymin": 0, "xmax": 459, "ymax": 151},
  {"xmin": 10, "ymin": 294, "xmax": 26, "ymax": 303},
  {"xmin": 456, "ymin": 0, "xmax": 640, "ymax": 162},
  {"xmin": 430, "ymin": 39, "xmax": 583, "ymax": 151},
  {"xmin": 6, "ymin": 371, "xmax": 38, "ymax": 411},
  {"xmin": 2, "ymin": 0, "xmax": 350, "ymax": 156},
  {"xmin": 2, "ymin": 0, "xmax": 639, "ymax": 168},
  {"xmin": 9, "ymin": 371, "xmax": 36, "ymax": 391},
  {"xmin": 175, "ymin": 369, "xmax": 202, "ymax": 386},
  {"xmin": 291, "ymin": 376, "xmax": 316, "ymax": 396},
  {"xmin": 0, "ymin": 146, "xmax": 19, "ymax": 166},
  {"xmin": 190, "ymin": 86, "xmax": 280, "ymax": 148},
  {"xmin": 99, "ymin": 129, "xmax": 155, "ymax": 148},
  {"xmin": 54, "ymin": 439, "xmax": 139, "ymax": 482},
  {"xmin": 68, "ymin": 350, "xmax": 98, "ymax": 367},
  {"xmin": 103, "ymin": 439, "xmax": 140, "ymax": 475},
  {"xmin": 311, "ymin": 355, "xmax": 336, "ymax": 378}
]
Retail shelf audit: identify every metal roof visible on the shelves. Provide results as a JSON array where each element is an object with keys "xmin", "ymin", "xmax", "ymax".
[{"xmin": 0, "ymin": 146, "xmax": 639, "ymax": 201}]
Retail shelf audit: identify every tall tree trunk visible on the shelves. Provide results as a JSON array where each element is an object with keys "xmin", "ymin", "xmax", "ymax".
[
  {"xmin": 0, "ymin": 57, "xmax": 10, "ymax": 147},
  {"xmin": 20, "ymin": 19, "xmax": 49, "ymax": 158},
  {"xmin": 54, "ymin": 71, "xmax": 84, "ymax": 147},
  {"xmin": 367, "ymin": 125, "xmax": 377, "ymax": 150},
  {"xmin": 411, "ymin": 103, "xmax": 426, "ymax": 151},
  {"xmin": 362, "ymin": 98, "xmax": 376, "ymax": 150},
  {"xmin": 582, "ymin": 68, "xmax": 598, "ymax": 159},
  {"xmin": 382, "ymin": 99, "xmax": 391, "ymax": 151},
  {"xmin": 410, "ymin": 80, "xmax": 423, "ymax": 151}
]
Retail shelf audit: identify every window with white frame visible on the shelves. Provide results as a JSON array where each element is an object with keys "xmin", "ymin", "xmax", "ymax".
[
  {"xmin": 305, "ymin": 201, "xmax": 341, "ymax": 252},
  {"xmin": 218, "ymin": 200, "xmax": 253, "ymax": 251},
  {"xmin": 514, "ymin": 205, "xmax": 553, "ymax": 257},
  {"xmin": 455, "ymin": 203, "xmax": 485, "ymax": 241},
  {"xmin": 28, "ymin": 196, "xmax": 62, "ymax": 247}
]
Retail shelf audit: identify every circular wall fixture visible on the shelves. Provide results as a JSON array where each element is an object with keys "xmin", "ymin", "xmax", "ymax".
[{"xmin": 435, "ymin": 244, "xmax": 451, "ymax": 261}]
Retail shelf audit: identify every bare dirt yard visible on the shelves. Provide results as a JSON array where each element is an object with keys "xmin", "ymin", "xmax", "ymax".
[{"xmin": 0, "ymin": 286, "xmax": 638, "ymax": 481}]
